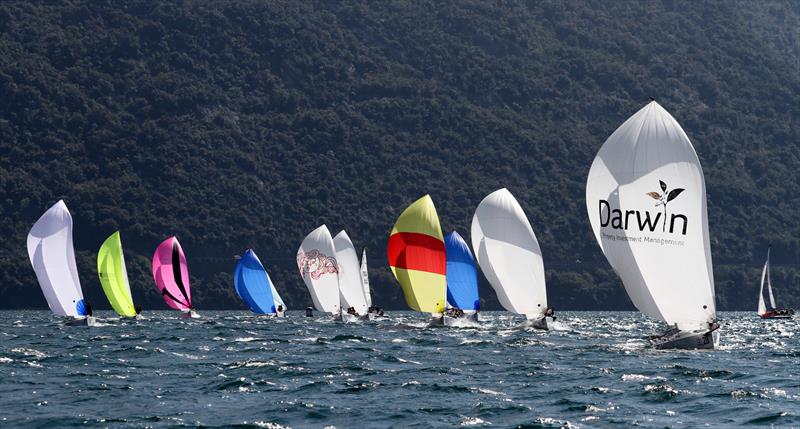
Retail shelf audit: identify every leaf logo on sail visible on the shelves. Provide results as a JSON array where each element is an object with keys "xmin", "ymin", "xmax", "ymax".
[
  {"xmin": 646, "ymin": 180, "xmax": 685, "ymax": 232},
  {"xmin": 297, "ymin": 250, "xmax": 339, "ymax": 280}
]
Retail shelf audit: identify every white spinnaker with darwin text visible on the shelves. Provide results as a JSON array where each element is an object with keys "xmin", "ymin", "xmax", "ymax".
[
  {"xmin": 26, "ymin": 200, "xmax": 85, "ymax": 317},
  {"xmin": 471, "ymin": 188, "xmax": 547, "ymax": 319},
  {"xmin": 586, "ymin": 101, "xmax": 715, "ymax": 331}
]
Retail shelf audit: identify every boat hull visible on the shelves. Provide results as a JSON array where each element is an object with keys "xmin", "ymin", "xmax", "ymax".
[
  {"xmin": 651, "ymin": 329, "xmax": 718, "ymax": 350},
  {"xmin": 526, "ymin": 316, "xmax": 553, "ymax": 331},
  {"xmin": 65, "ymin": 316, "xmax": 96, "ymax": 326},
  {"xmin": 760, "ymin": 309, "xmax": 794, "ymax": 319},
  {"xmin": 181, "ymin": 310, "xmax": 200, "ymax": 319},
  {"xmin": 341, "ymin": 313, "xmax": 360, "ymax": 323}
]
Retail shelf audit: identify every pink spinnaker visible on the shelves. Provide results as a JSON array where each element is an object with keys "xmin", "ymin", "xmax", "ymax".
[{"xmin": 152, "ymin": 236, "xmax": 193, "ymax": 311}]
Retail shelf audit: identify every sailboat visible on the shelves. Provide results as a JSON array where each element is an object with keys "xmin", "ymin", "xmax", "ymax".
[
  {"xmin": 444, "ymin": 231, "xmax": 480, "ymax": 323},
  {"xmin": 152, "ymin": 236, "xmax": 199, "ymax": 318},
  {"xmin": 333, "ymin": 231, "xmax": 370, "ymax": 321},
  {"xmin": 97, "ymin": 231, "xmax": 140, "ymax": 319},
  {"xmin": 27, "ymin": 200, "xmax": 95, "ymax": 326},
  {"xmin": 586, "ymin": 100, "xmax": 719, "ymax": 349},
  {"xmin": 234, "ymin": 249, "xmax": 283, "ymax": 316},
  {"xmin": 757, "ymin": 246, "xmax": 794, "ymax": 319},
  {"xmin": 387, "ymin": 195, "xmax": 447, "ymax": 325},
  {"xmin": 471, "ymin": 189, "xmax": 552, "ymax": 329},
  {"xmin": 297, "ymin": 225, "xmax": 341, "ymax": 318}
]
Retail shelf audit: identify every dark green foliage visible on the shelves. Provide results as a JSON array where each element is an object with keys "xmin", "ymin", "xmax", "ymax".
[{"xmin": 0, "ymin": 1, "xmax": 797, "ymax": 311}]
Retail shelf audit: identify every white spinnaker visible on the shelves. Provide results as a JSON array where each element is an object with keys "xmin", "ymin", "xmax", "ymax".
[
  {"xmin": 333, "ymin": 231, "xmax": 369, "ymax": 315},
  {"xmin": 471, "ymin": 188, "xmax": 547, "ymax": 318},
  {"xmin": 758, "ymin": 257, "xmax": 768, "ymax": 315},
  {"xmin": 26, "ymin": 200, "xmax": 85, "ymax": 317},
  {"xmin": 360, "ymin": 248, "xmax": 372, "ymax": 307},
  {"xmin": 766, "ymin": 248, "xmax": 776, "ymax": 309},
  {"xmin": 267, "ymin": 272, "xmax": 286, "ymax": 310},
  {"xmin": 297, "ymin": 225, "xmax": 340, "ymax": 313},
  {"xmin": 586, "ymin": 101, "xmax": 715, "ymax": 331}
]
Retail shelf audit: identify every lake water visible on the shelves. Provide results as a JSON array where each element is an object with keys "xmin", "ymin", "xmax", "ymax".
[{"xmin": 0, "ymin": 311, "xmax": 798, "ymax": 428}]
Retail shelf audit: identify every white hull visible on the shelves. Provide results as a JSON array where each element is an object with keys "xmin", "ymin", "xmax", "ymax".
[
  {"xmin": 65, "ymin": 316, "xmax": 96, "ymax": 326},
  {"xmin": 275, "ymin": 311, "xmax": 286, "ymax": 318},
  {"xmin": 181, "ymin": 310, "xmax": 200, "ymax": 319},
  {"xmin": 651, "ymin": 328, "xmax": 719, "ymax": 350},
  {"xmin": 341, "ymin": 313, "xmax": 361, "ymax": 323},
  {"xmin": 524, "ymin": 316, "xmax": 552, "ymax": 331}
]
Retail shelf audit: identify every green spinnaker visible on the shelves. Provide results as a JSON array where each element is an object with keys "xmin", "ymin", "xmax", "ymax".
[{"xmin": 97, "ymin": 231, "xmax": 137, "ymax": 317}]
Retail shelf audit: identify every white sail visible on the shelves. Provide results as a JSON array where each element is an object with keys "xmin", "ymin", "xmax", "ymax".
[
  {"xmin": 471, "ymin": 188, "xmax": 547, "ymax": 318},
  {"xmin": 766, "ymin": 248, "xmax": 776, "ymax": 309},
  {"xmin": 267, "ymin": 272, "xmax": 286, "ymax": 310},
  {"xmin": 297, "ymin": 225, "xmax": 340, "ymax": 313},
  {"xmin": 333, "ymin": 231, "xmax": 369, "ymax": 315},
  {"xmin": 26, "ymin": 200, "xmax": 85, "ymax": 317},
  {"xmin": 758, "ymin": 256, "xmax": 768, "ymax": 315},
  {"xmin": 586, "ymin": 101, "xmax": 715, "ymax": 331},
  {"xmin": 360, "ymin": 248, "xmax": 372, "ymax": 307}
]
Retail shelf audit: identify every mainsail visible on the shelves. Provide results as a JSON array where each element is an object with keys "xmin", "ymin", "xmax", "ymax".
[
  {"xmin": 471, "ymin": 189, "xmax": 547, "ymax": 318},
  {"xmin": 27, "ymin": 200, "xmax": 87, "ymax": 317},
  {"xmin": 387, "ymin": 195, "xmax": 446, "ymax": 314},
  {"xmin": 297, "ymin": 225, "xmax": 340, "ymax": 313},
  {"xmin": 445, "ymin": 231, "xmax": 479, "ymax": 311},
  {"xmin": 586, "ymin": 101, "xmax": 716, "ymax": 331},
  {"xmin": 360, "ymin": 249, "xmax": 372, "ymax": 307},
  {"xmin": 234, "ymin": 249, "xmax": 276, "ymax": 314},
  {"xmin": 97, "ymin": 231, "xmax": 137, "ymax": 317},
  {"xmin": 152, "ymin": 236, "xmax": 193, "ymax": 311},
  {"xmin": 333, "ymin": 231, "xmax": 369, "ymax": 315}
]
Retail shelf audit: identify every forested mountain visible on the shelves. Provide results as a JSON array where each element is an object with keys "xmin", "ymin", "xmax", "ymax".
[{"xmin": 1, "ymin": 1, "xmax": 798, "ymax": 311}]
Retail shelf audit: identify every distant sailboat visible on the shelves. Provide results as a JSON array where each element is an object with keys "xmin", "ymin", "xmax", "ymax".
[
  {"xmin": 297, "ymin": 225, "xmax": 341, "ymax": 318},
  {"xmin": 757, "ymin": 247, "xmax": 794, "ymax": 319},
  {"xmin": 27, "ymin": 200, "xmax": 95, "ymax": 326},
  {"xmin": 471, "ymin": 189, "xmax": 552, "ymax": 329},
  {"xmin": 234, "ymin": 249, "xmax": 281, "ymax": 316},
  {"xmin": 333, "ymin": 231, "xmax": 370, "ymax": 321},
  {"xmin": 152, "ymin": 236, "xmax": 198, "ymax": 318},
  {"xmin": 387, "ymin": 195, "xmax": 447, "ymax": 324},
  {"xmin": 444, "ymin": 231, "xmax": 480, "ymax": 322},
  {"xmin": 97, "ymin": 231, "xmax": 139, "ymax": 318},
  {"xmin": 586, "ymin": 100, "xmax": 718, "ymax": 349}
]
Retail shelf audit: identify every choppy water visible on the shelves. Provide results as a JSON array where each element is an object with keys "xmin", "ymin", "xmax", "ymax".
[{"xmin": 0, "ymin": 311, "xmax": 798, "ymax": 428}]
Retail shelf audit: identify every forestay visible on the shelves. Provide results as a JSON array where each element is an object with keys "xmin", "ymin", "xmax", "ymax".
[
  {"xmin": 27, "ymin": 200, "xmax": 87, "ymax": 317},
  {"xmin": 445, "ymin": 231, "xmax": 480, "ymax": 311},
  {"xmin": 97, "ymin": 231, "xmax": 137, "ymax": 317},
  {"xmin": 297, "ymin": 225, "xmax": 340, "ymax": 313},
  {"xmin": 471, "ymin": 189, "xmax": 547, "ymax": 318},
  {"xmin": 387, "ymin": 195, "xmax": 447, "ymax": 314},
  {"xmin": 333, "ymin": 231, "xmax": 369, "ymax": 315},
  {"xmin": 585, "ymin": 101, "xmax": 716, "ymax": 331},
  {"xmin": 234, "ymin": 249, "xmax": 276, "ymax": 314},
  {"xmin": 152, "ymin": 237, "xmax": 193, "ymax": 311}
]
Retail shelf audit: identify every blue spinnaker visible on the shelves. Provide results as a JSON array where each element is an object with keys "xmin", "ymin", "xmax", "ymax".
[
  {"xmin": 445, "ymin": 231, "xmax": 480, "ymax": 311},
  {"xmin": 234, "ymin": 249, "xmax": 276, "ymax": 314}
]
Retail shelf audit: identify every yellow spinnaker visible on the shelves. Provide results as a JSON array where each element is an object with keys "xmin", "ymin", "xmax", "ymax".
[
  {"xmin": 97, "ymin": 231, "xmax": 137, "ymax": 317},
  {"xmin": 388, "ymin": 195, "xmax": 447, "ymax": 314}
]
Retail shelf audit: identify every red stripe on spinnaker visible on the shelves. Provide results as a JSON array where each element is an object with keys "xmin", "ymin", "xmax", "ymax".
[{"xmin": 387, "ymin": 232, "xmax": 446, "ymax": 275}]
